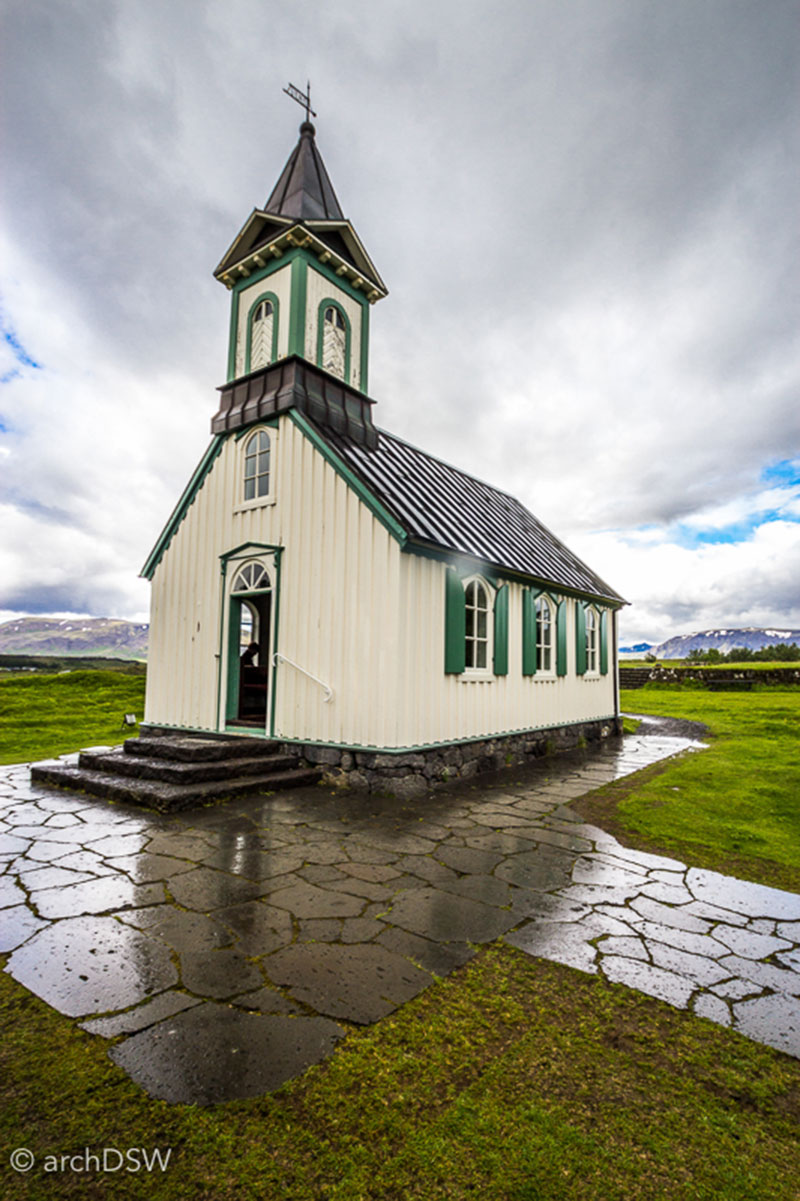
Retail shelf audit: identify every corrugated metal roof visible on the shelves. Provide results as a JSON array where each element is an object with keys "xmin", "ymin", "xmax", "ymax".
[{"xmin": 324, "ymin": 425, "xmax": 624, "ymax": 603}]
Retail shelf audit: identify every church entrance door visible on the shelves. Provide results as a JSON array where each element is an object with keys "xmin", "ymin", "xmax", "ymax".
[{"xmin": 224, "ymin": 559, "xmax": 273, "ymax": 731}]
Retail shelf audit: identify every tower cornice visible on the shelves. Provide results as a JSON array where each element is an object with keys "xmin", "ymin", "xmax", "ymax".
[{"xmin": 214, "ymin": 217, "xmax": 387, "ymax": 303}]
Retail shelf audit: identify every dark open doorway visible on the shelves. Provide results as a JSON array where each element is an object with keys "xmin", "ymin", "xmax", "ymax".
[{"xmin": 226, "ymin": 586, "xmax": 272, "ymax": 729}]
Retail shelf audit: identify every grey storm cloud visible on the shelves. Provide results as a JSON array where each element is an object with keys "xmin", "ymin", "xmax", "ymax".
[{"xmin": 1, "ymin": 0, "xmax": 798, "ymax": 643}]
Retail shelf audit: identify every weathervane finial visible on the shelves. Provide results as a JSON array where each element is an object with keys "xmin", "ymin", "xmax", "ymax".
[{"xmin": 283, "ymin": 80, "xmax": 317, "ymax": 125}]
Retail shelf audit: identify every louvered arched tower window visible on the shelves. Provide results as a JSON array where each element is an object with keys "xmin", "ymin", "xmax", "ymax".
[
  {"xmin": 250, "ymin": 299, "xmax": 274, "ymax": 371},
  {"xmin": 322, "ymin": 304, "xmax": 347, "ymax": 380}
]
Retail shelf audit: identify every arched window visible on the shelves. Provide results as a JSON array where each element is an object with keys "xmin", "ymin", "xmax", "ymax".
[
  {"xmin": 243, "ymin": 430, "xmax": 270, "ymax": 502},
  {"xmin": 232, "ymin": 561, "xmax": 270, "ymax": 593},
  {"xmin": 250, "ymin": 299, "xmax": 274, "ymax": 371},
  {"xmin": 536, "ymin": 595, "xmax": 553, "ymax": 672},
  {"xmin": 321, "ymin": 304, "xmax": 347, "ymax": 380},
  {"xmin": 586, "ymin": 607, "xmax": 598, "ymax": 673},
  {"xmin": 464, "ymin": 578, "xmax": 490, "ymax": 670}
]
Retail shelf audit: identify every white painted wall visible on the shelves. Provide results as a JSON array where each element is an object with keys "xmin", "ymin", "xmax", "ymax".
[
  {"xmin": 304, "ymin": 265, "xmax": 363, "ymax": 391},
  {"xmin": 145, "ymin": 416, "xmax": 617, "ymax": 748},
  {"xmin": 145, "ymin": 415, "xmax": 401, "ymax": 744}
]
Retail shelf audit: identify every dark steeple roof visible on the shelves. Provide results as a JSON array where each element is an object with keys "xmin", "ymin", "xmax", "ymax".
[{"xmin": 264, "ymin": 122, "xmax": 345, "ymax": 221}]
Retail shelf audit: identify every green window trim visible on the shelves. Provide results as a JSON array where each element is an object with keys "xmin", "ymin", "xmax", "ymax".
[
  {"xmin": 493, "ymin": 584, "xmax": 509, "ymax": 676},
  {"xmin": 225, "ymin": 596, "xmax": 244, "ymax": 723},
  {"xmin": 220, "ymin": 540, "xmax": 284, "ymax": 563},
  {"xmin": 444, "ymin": 569, "xmax": 466, "ymax": 674},
  {"xmin": 600, "ymin": 609, "xmax": 609, "ymax": 675},
  {"xmin": 218, "ymin": 546, "xmax": 281, "ymax": 733},
  {"xmin": 556, "ymin": 600, "xmax": 568, "ymax": 677},
  {"xmin": 575, "ymin": 602, "xmax": 587, "ymax": 676},
  {"xmin": 316, "ymin": 297, "xmax": 352, "ymax": 384},
  {"xmin": 244, "ymin": 291, "xmax": 280, "ymax": 374},
  {"xmin": 234, "ymin": 417, "xmax": 279, "ymax": 441}
]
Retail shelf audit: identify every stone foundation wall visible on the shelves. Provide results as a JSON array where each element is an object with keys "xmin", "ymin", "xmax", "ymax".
[{"xmin": 296, "ymin": 718, "xmax": 623, "ymax": 799}]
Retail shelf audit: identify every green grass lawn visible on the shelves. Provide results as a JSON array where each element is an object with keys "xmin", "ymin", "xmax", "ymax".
[
  {"xmin": 0, "ymin": 670, "xmax": 146, "ymax": 766},
  {"xmin": 575, "ymin": 686, "xmax": 800, "ymax": 893},
  {"xmin": 2, "ymin": 945, "xmax": 798, "ymax": 1201}
]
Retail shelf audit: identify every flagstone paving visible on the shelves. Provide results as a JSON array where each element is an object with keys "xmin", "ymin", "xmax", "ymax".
[{"xmin": 2, "ymin": 724, "xmax": 800, "ymax": 1104}]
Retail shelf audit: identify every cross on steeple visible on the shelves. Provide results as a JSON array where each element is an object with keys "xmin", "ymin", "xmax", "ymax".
[{"xmin": 283, "ymin": 81, "xmax": 317, "ymax": 124}]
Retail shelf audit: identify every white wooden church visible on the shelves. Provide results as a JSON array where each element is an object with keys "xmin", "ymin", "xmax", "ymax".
[{"xmin": 140, "ymin": 113, "xmax": 624, "ymax": 792}]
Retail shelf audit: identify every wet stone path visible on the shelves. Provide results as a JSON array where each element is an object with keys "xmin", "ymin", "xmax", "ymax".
[{"xmin": 2, "ymin": 726, "xmax": 800, "ymax": 1104}]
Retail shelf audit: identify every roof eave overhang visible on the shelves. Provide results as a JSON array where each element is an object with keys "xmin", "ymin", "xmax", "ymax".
[
  {"xmin": 304, "ymin": 220, "xmax": 387, "ymax": 294},
  {"xmin": 213, "ymin": 210, "xmax": 293, "ymax": 277},
  {"xmin": 214, "ymin": 217, "xmax": 387, "ymax": 303},
  {"xmin": 404, "ymin": 537, "xmax": 627, "ymax": 608}
]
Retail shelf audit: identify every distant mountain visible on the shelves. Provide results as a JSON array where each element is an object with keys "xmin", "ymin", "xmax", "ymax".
[
  {"xmin": 652, "ymin": 627, "xmax": 800, "ymax": 659},
  {"xmin": 619, "ymin": 643, "xmax": 653, "ymax": 655},
  {"xmin": 0, "ymin": 617, "xmax": 148, "ymax": 659}
]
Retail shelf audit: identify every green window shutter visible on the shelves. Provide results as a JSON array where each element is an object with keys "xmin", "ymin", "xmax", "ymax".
[
  {"xmin": 556, "ymin": 599, "xmax": 568, "ymax": 676},
  {"xmin": 575, "ymin": 602, "xmax": 587, "ymax": 676},
  {"xmin": 600, "ymin": 609, "xmax": 609, "ymax": 675},
  {"xmin": 444, "ymin": 570, "xmax": 466, "ymax": 674},
  {"xmin": 522, "ymin": 589, "xmax": 537, "ymax": 676},
  {"xmin": 493, "ymin": 584, "xmax": 509, "ymax": 676}
]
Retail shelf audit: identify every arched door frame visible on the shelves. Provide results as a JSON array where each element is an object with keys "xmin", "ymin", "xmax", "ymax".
[{"xmin": 217, "ymin": 542, "xmax": 283, "ymax": 735}]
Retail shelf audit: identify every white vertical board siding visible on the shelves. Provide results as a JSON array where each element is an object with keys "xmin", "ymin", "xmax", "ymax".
[
  {"xmin": 233, "ymin": 264, "xmax": 292, "ymax": 377},
  {"xmin": 145, "ymin": 416, "xmax": 403, "ymax": 745},
  {"xmin": 393, "ymin": 554, "xmax": 616, "ymax": 748},
  {"xmin": 304, "ymin": 266, "xmax": 363, "ymax": 391},
  {"xmin": 145, "ymin": 417, "xmax": 616, "ymax": 748}
]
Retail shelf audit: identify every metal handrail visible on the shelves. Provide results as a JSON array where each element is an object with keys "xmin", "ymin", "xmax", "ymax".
[{"xmin": 271, "ymin": 653, "xmax": 333, "ymax": 703}]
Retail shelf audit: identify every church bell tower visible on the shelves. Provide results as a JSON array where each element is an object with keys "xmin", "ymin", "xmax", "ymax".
[{"xmin": 213, "ymin": 95, "xmax": 387, "ymax": 396}]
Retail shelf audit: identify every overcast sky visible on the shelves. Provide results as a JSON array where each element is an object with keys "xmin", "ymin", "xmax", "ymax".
[{"xmin": 1, "ymin": 0, "xmax": 798, "ymax": 645}]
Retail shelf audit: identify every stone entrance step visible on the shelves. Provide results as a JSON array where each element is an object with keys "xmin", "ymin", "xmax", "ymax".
[
  {"xmin": 125, "ymin": 736, "xmax": 284, "ymax": 763},
  {"xmin": 30, "ymin": 733, "xmax": 321, "ymax": 813},
  {"xmin": 78, "ymin": 748, "xmax": 299, "ymax": 785}
]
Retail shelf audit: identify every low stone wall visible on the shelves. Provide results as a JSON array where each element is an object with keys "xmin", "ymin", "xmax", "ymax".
[
  {"xmin": 620, "ymin": 665, "xmax": 800, "ymax": 689},
  {"xmin": 296, "ymin": 717, "xmax": 623, "ymax": 799}
]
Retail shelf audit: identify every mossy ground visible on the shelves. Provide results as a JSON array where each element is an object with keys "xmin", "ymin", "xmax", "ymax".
[{"xmin": 2, "ymin": 946, "xmax": 798, "ymax": 1201}]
